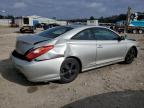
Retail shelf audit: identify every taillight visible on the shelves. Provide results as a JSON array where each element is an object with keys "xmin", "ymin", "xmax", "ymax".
[{"xmin": 26, "ymin": 45, "xmax": 54, "ymax": 61}]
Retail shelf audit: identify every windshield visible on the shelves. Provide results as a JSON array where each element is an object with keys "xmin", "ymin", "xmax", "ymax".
[{"xmin": 38, "ymin": 26, "xmax": 73, "ymax": 38}]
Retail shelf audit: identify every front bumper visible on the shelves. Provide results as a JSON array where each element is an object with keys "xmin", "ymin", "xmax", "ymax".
[{"xmin": 11, "ymin": 55, "xmax": 64, "ymax": 82}]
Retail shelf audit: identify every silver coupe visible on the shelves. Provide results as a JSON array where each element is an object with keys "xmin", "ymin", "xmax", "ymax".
[{"xmin": 11, "ymin": 25, "xmax": 138, "ymax": 83}]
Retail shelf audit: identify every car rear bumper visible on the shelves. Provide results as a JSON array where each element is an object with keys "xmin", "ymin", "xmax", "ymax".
[{"xmin": 11, "ymin": 55, "xmax": 64, "ymax": 82}]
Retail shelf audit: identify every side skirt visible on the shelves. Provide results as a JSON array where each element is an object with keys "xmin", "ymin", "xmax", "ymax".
[{"xmin": 82, "ymin": 59, "xmax": 124, "ymax": 72}]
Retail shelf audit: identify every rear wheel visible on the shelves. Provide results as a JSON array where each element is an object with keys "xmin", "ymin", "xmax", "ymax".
[
  {"xmin": 139, "ymin": 30, "xmax": 143, "ymax": 34},
  {"xmin": 60, "ymin": 58, "xmax": 80, "ymax": 83},
  {"xmin": 124, "ymin": 48, "xmax": 136, "ymax": 64},
  {"xmin": 31, "ymin": 30, "xmax": 35, "ymax": 33}
]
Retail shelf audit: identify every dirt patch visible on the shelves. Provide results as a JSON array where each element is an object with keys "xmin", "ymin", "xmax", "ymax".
[
  {"xmin": 27, "ymin": 86, "xmax": 39, "ymax": 93},
  {"xmin": 48, "ymin": 83, "xmax": 59, "ymax": 90},
  {"xmin": 138, "ymin": 39, "xmax": 144, "ymax": 42}
]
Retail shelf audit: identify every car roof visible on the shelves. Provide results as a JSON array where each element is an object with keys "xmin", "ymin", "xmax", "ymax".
[
  {"xmin": 65, "ymin": 25, "xmax": 108, "ymax": 29},
  {"xmin": 58, "ymin": 25, "xmax": 120, "ymax": 39}
]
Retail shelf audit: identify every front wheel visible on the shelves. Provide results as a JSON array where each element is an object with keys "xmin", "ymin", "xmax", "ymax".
[
  {"xmin": 60, "ymin": 58, "xmax": 80, "ymax": 83},
  {"xmin": 20, "ymin": 30, "xmax": 24, "ymax": 33},
  {"xmin": 133, "ymin": 30, "xmax": 137, "ymax": 34},
  {"xmin": 124, "ymin": 48, "xmax": 136, "ymax": 64}
]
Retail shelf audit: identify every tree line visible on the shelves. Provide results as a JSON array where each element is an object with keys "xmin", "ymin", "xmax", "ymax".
[{"xmin": 0, "ymin": 12, "xmax": 144, "ymax": 23}]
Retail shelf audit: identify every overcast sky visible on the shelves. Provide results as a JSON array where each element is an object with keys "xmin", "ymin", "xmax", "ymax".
[{"xmin": 0, "ymin": 0, "xmax": 143, "ymax": 19}]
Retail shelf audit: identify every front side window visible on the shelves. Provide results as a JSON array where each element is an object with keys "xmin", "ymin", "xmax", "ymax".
[
  {"xmin": 38, "ymin": 26, "xmax": 73, "ymax": 39},
  {"xmin": 92, "ymin": 28, "xmax": 119, "ymax": 40},
  {"xmin": 72, "ymin": 29, "xmax": 94, "ymax": 40}
]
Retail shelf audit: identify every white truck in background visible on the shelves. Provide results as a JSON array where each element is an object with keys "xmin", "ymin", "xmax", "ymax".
[
  {"xmin": 87, "ymin": 20, "xmax": 99, "ymax": 26},
  {"xmin": 19, "ymin": 16, "xmax": 67, "ymax": 33}
]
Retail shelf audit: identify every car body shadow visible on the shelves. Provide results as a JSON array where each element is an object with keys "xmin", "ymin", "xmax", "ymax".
[
  {"xmin": 0, "ymin": 59, "xmax": 49, "ymax": 86},
  {"xmin": 62, "ymin": 90, "xmax": 144, "ymax": 108}
]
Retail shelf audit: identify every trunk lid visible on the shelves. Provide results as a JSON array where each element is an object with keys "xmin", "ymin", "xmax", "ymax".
[{"xmin": 16, "ymin": 35, "xmax": 51, "ymax": 55}]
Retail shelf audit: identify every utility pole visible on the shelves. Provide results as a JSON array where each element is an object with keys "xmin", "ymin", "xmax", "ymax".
[{"xmin": 125, "ymin": 6, "xmax": 131, "ymax": 33}]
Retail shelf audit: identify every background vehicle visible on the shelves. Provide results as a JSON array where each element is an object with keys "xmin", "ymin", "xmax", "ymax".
[
  {"xmin": 117, "ymin": 12, "xmax": 144, "ymax": 34},
  {"xmin": 43, "ymin": 23, "xmax": 60, "ymax": 30},
  {"xmin": 20, "ymin": 26, "xmax": 36, "ymax": 33},
  {"xmin": 128, "ymin": 20, "xmax": 144, "ymax": 34},
  {"xmin": 11, "ymin": 26, "xmax": 138, "ymax": 83},
  {"xmin": 35, "ymin": 23, "xmax": 43, "ymax": 28}
]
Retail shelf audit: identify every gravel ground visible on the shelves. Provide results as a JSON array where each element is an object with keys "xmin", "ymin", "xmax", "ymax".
[{"xmin": 0, "ymin": 27, "xmax": 144, "ymax": 108}]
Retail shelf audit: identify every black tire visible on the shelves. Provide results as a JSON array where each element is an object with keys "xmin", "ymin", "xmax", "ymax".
[
  {"xmin": 124, "ymin": 48, "xmax": 136, "ymax": 64},
  {"xmin": 31, "ymin": 30, "xmax": 34, "ymax": 33},
  {"xmin": 20, "ymin": 30, "xmax": 24, "ymax": 33},
  {"xmin": 139, "ymin": 30, "xmax": 143, "ymax": 34},
  {"xmin": 133, "ymin": 30, "xmax": 137, "ymax": 34},
  {"xmin": 60, "ymin": 58, "xmax": 80, "ymax": 83}
]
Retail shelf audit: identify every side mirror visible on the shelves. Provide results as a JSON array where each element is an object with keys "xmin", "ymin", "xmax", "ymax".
[
  {"xmin": 121, "ymin": 34, "xmax": 128, "ymax": 39},
  {"xmin": 118, "ymin": 36, "xmax": 125, "ymax": 41}
]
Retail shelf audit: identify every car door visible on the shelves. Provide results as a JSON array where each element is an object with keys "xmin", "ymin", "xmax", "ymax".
[
  {"xmin": 68, "ymin": 28, "xmax": 96, "ymax": 69},
  {"xmin": 92, "ymin": 27, "xmax": 127, "ymax": 65}
]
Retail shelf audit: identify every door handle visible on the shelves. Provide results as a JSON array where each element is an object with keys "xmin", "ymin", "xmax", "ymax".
[{"xmin": 97, "ymin": 45, "xmax": 103, "ymax": 48}]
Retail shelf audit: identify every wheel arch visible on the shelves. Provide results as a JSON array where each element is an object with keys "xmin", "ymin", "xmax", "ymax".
[
  {"xmin": 66, "ymin": 56, "xmax": 82, "ymax": 71},
  {"xmin": 131, "ymin": 46, "xmax": 138, "ymax": 58},
  {"xmin": 127, "ymin": 46, "xmax": 138, "ymax": 58}
]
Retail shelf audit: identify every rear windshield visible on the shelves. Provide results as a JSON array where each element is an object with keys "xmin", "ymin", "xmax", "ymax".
[{"xmin": 38, "ymin": 26, "xmax": 73, "ymax": 38}]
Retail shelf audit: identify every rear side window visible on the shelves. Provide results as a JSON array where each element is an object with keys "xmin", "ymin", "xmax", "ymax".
[
  {"xmin": 72, "ymin": 29, "xmax": 94, "ymax": 40},
  {"xmin": 92, "ymin": 28, "xmax": 119, "ymax": 40},
  {"xmin": 38, "ymin": 26, "xmax": 73, "ymax": 38}
]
